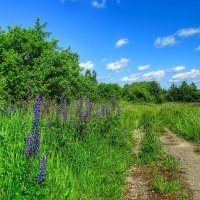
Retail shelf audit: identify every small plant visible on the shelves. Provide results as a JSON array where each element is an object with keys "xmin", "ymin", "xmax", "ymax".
[
  {"xmin": 139, "ymin": 131, "xmax": 162, "ymax": 164},
  {"xmin": 151, "ymin": 174, "xmax": 180, "ymax": 194},
  {"xmin": 163, "ymin": 155, "xmax": 179, "ymax": 172}
]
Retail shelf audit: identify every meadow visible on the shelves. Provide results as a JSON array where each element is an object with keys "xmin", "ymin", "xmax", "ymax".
[{"xmin": 0, "ymin": 97, "xmax": 200, "ymax": 199}]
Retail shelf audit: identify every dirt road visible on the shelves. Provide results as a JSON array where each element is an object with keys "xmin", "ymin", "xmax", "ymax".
[{"xmin": 160, "ymin": 129, "xmax": 200, "ymax": 200}]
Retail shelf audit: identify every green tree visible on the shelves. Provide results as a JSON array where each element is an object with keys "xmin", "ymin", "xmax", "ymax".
[
  {"xmin": 0, "ymin": 18, "xmax": 82, "ymax": 101},
  {"xmin": 98, "ymin": 83, "xmax": 122, "ymax": 100}
]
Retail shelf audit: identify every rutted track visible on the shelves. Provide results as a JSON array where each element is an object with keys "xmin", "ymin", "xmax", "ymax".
[
  {"xmin": 160, "ymin": 129, "xmax": 200, "ymax": 200},
  {"xmin": 121, "ymin": 130, "xmax": 149, "ymax": 200}
]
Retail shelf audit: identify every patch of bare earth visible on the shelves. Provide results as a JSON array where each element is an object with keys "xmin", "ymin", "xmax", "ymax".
[
  {"xmin": 160, "ymin": 129, "xmax": 200, "ymax": 200},
  {"xmin": 121, "ymin": 129, "xmax": 149, "ymax": 200}
]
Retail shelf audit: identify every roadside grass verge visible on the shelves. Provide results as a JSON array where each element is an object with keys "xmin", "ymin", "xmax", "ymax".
[
  {"xmin": 158, "ymin": 103, "xmax": 200, "ymax": 153},
  {"xmin": 138, "ymin": 110, "xmax": 191, "ymax": 199}
]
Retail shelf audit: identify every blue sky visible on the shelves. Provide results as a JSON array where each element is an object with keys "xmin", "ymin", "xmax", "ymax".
[{"xmin": 1, "ymin": 0, "xmax": 200, "ymax": 88}]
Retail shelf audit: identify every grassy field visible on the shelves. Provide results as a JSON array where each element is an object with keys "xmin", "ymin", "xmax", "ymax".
[
  {"xmin": 0, "ymin": 98, "xmax": 134, "ymax": 200},
  {"xmin": 0, "ymin": 100, "xmax": 200, "ymax": 199}
]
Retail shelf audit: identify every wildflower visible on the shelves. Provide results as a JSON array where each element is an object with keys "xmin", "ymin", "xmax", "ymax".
[
  {"xmin": 37, "ymin": 154, "xmax": 47, "ymax": 183},
  {"xmin": 101, "ymin": 104, "xmax": 106, "ymax": 117},
  {"xmin": 33, "ymin": 130, "xmax": 40, "ymax": 156},
  {"xmin": 24, "ymin": 134, "xmax": 33, "ymax": 158},
  {"xmin": 105, "ymin": 105, "xmax": 110, "ymax": 116},
  {"xmin": 76, "ymin": 96, "xmax": 83, "ymax": 116},
  {"xmin": 82, "ymin": 111, "xmax": 88, "ymax": 122},
  {"xmin": 61, "ymin": 95, "xmax": 68, "ymax": 122},
  {"xmin": 32, "ymin": 93, "xmax": 42, "ymax": 133},
  {"xmin": 86, "ymin": 98, "xmax": 92, "ymax": 116}
]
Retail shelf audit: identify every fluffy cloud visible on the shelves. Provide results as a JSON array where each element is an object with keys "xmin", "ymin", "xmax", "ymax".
[
  {"xmin": 106, "ymin": 58, "xmax": 130, "ymax": 72},
  {"xmin": 137, "ymin": 64, "xmax": 150, "ymax": 70},
  {"xmin": 170, "ymin": 69, "xmax": 200, "ymax": 83},
  {"xmin": 194, "ymin": 46, "xmax": 200, "ymax": 51},
  {"xmin": 91, "ymin": 0, "xmax": 106, "ymax": 8},
  {"xmin": 154, "ymin": 36, "xmax": 176, "ymax": 48},
  {"xmin": 121, "ymin": 70, "xmax": 165, "ymax": 82},
  {"xmin": 154, "ymin": 27, "xmax": 200, "ymax": 48},
  {"xmin": 167, "ymin": 66, "xmax": 186, "ymax": 72},
  {"xmin": 80, "ymin": 61, "xmax": 94, "ymax": 70},
  {"xmin": 177, "ymin": 28, "xmax": 200, "ymax": 37},
  {"xmin": 115, "ymin": 38, "xmax": 129, "ymax": 48}
]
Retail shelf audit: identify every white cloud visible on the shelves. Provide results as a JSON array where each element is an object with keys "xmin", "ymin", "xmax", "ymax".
[
  {"xmin": 177, "ymin": 28, "xmax": 200, "ymax": 37},
  {"xmin": 154, "ymin": 27, "xmax": 200, "ymax": 48},
  {"xmin": 121, "ymin": 70, "xmax": 165, "ymax": 82},
  {"xmin": 154, "ymin": 36, "xmax": 176, "ymax": 48},
  {"xmin": 80, "ymin": 61, "xmax": 94, "ymax": 70},
  {"xmin": 115, "ymin": 38, "xmax": 129, "ymax": 48},
  {"xmin": 137, "ymin": 64, "xmax": 150, "ymax": 70},
  {"xmin": 170, "ymin": 69, "xmax": 200, "ymax": 83},
  {"xmin": 167, "ymin": 66, "xmax": 186, "ymax": 72},
  {"xmin": 194, "ymin": 46, "xmax": 200, "ymax": 51},
  {"xmin": 91, "ymin": 0, "xmax": 106, "ymax": 8},
  {"xmin": 106, "ymin": 57, "xmax": 130, "ymax": 72}
]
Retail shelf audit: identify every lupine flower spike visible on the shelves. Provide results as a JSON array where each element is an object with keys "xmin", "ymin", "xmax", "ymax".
[{"xmin": 37, "ymin": 154, "xmax": 47, "ymax": 183}]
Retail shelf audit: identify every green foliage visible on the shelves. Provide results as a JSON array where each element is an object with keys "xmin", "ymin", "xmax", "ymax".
[
  {"xmin": 98, "ymin": 83, "xmax": 122, "ymax": 100},
  {"xmin": 0, "ymin": 18, "xmax": 85, "ymax": 101},
  {"xmin": 123, "ymin": 81, "xmax": 164, "ymax": 103},
  {"xmin": 167, "ymin": 81, "xmax": 200, "ymax": 102}
]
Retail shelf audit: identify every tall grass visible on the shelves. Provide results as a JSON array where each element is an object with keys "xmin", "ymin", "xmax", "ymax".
[
  {"xmin": 159, "ymin": 103, "xmax": 200, "ymax": 141},
  {"xmin": 0, "ymin": 98, "xmax": 133, "ymax": 199}
]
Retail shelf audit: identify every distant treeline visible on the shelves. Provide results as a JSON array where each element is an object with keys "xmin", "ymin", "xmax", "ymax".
[{"xmin": 0, "ymin": 19, "xmax": 199, "ymax": 104}]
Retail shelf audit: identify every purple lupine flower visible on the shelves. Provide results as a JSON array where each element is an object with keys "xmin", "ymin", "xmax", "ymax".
[
  {"xmin": 32, "ymin": 93, "xmax": 42, "ymax": 133},
  {"xmin": 76, "ymin": 96, "xmax": 83, "ymax": 116},
  {"xmin": 111, "ymin": 95, "xmax": 116, "ymax": 110},
  {"xmin": 37, "ymin": 154, "xmax": 47, "ymax": 183},
  {"xmin": 82, "ymin": 111, "xmax": 88, "ymax": 122},
  {"xmin": 105, "ymin": 105, "xmax": 110, "ymax": 116},
  {"xmin": 24, "ymin": 134, "xmax": 33, "ymax": 158},
  {"xmin": 61, "ymin": 95, "xmax": 68, "ymax": 122},
  {"xmin": 86, "ymin": 98, "xmax": 92, "ymax": 116},
  {"xmin": 33, "ymin": 130, "xmax": 40, "ymax": 156},
  {"xmin": 101, "ymin": 104, "xmax": 106, "ymax": 117}
]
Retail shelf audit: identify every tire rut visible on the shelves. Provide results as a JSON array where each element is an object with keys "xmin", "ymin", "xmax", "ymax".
[
  {"xmin": 121, "ymin": 129, "xmax": 149, "ymax": 200},
  {"xmin": 160, "ymin": 129, "xmax": 200, "ymax": 200}
]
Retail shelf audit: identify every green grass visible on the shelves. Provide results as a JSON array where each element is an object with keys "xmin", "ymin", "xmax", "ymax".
[
  {"xmin": 1, "ymin": 101, "xmax": 199, "ymax": 199},
  {"xmin": 159, "ymin": 103, "xmax": 200, "ymax": 142},
  {"xmin": 151, "ymin": 174, "xmax": 180, "ymax": 194},
  {"xmin": 0, "ymin": 101, "xmax": 133, "ymax": 200}
]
